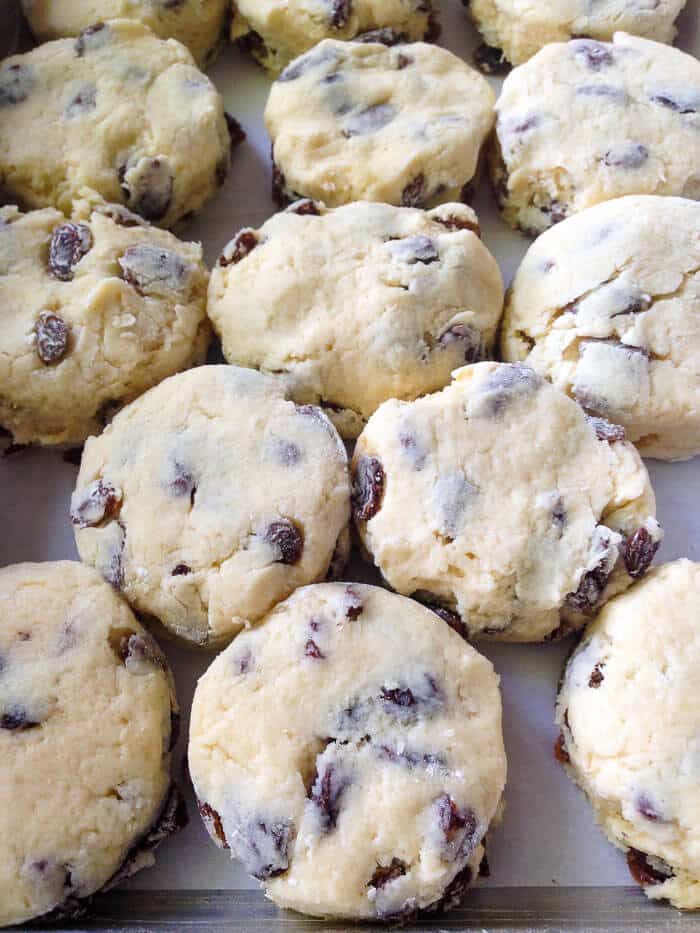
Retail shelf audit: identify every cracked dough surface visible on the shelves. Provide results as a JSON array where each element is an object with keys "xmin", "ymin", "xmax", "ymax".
[
  {"xmin": 0, "ymin": 561, "xmax": 177, "ymax": 928},
  {"xmin": 0, "ymin": 20, "xmax": 231, "ymax": 228},
  {"xmin": 0, "ymin": 198, "xmax": 210, "ymax": 446},
  {"xmin": 352, "ymin": 362, "xmax": 661, "ymax": 642},
  {"xmin": 490, "ymin": 32, "xmax": 700, "ymax": 235},
  {"xmin": 71, "ymin": 365, "xmax": 351, "ymax": 647},
  {"xmin": 556, "ymin": 559, "xmax": 700, "ymax": 910},
  {"xmin": 266, "ymin": 39, "xmax": 495, "ymax": 208},
  {"xmin": 468, "ymin": 0, "xmax": 687, "ymax": 66},
  {"xmin": 501, "ymin": 196, "xmax": 700, "ymax": 461},
  {"xmin": 189, "ymin": 582, "xmax": 506, "ymax": 920},
  {"xmin": 231, "ymin": 0, "xmax": 437, "ymax": 73},
  {"xmin": 207, "ymin": 200, "xmax": 503, "ymax": 439},
  {"xmin": 20, "ymin": 0, "xmax": 230, "ymax": 67}
]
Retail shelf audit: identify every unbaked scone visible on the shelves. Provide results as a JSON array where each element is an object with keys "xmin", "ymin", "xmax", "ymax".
[
  {"xmin": 71, "ymin": 365, "xmax": 351, "ymax": 647},
  {"xmin": 0, "ymin": 20, "xmax": 236, "ymax": 228},
  {"xmin": 189, "ymin": 582, "xmax": 506, "ymax": 920},
  {"xmin": 266, "ymin": 39, "xmax": 496, "ymax": 208},
  {"xmin": 208, "ymin": 200, "xmax": 503, "ymax": 439},
  {"xmin": 501, "ymin": 196, "xmax": 700, "ymax": 462},
  {"xmin": 232, "ymin": 0, "xmax": 439, "ymax": 74},
  {"xmin": 0, "ymin": 561, "xmax": 184, "ymax": 928},
  {"xmin": 490, "ymin": 33, "xmax": 700, "ymax": 235},
  {"xmin": 0, "ymin": 197, "xmax": 210, "ymax": 446},
  {"xmin": 467, "ymin": 0, "xmax": 687, "ymax": 68},
  {"xmin": 352, "ymin": 362, "xmax": 662, "ymax": 642},
  {"xmin": 556, "ymin": 559, "xmax": 700, "ymax": 910},
  {"xmin": 20, "ymin": 0, "xmax": 230, "ymax": 68}
]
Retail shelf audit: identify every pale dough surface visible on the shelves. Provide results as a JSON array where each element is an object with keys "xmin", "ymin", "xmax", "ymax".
[
  {"xmin": 468, "ymin": 0, "xmax": 687, "ymax": 65},
  {"xmin": 0, "ymin": 561, "xmax": 177, "ymax": 927},
  {"xmin": 352, "ymin": 362, "xmax": 661, "ymax": 641},
  {"xmin": 0, "ymin": 196, "xmax": 210, "ymax": 446},
  {"xmin": 501, "ymin": 196, "xmax": 700, "ymax": 461},
  {"xmin": 232, "ymin": 0, "xmax": 437, "ymax": 73},
  {"xmin": 266, "ymin": 39, "xmax": 495, "ymax": 208},
  {"xmin": 557, "ymin": 560, "xmax": 700, "ymax": 910},
  {"xmin": 490, "ymin": 33, "xmax": 700, "ymax": 235},
  {"xmin": 0, "ymin": 20, "xmax": 231, "ymax": 228},
  {"xmin": 20, "ymin": 0, "xmax": 230, "ymax": 67},
  {"xmin": 189, "ymin": 582, "xmax": 506, "ymax": 920},
  {"xmin": 208, "ymin": 200, "xmax": 503, "ymax": 439},
  {"xmin": 72, "ymin": 366, "xmax": 351, "ymax": 647}
]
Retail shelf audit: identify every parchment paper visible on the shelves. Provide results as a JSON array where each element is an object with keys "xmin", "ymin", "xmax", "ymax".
[{"xmin": 1, "ymin": 0, "xmax": 699, "ymax": 893}]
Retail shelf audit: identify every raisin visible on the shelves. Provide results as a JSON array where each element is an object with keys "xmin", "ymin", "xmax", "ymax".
[
  {"xmin": 377, "ymin": 744, "xmax": 445, "ymax": 771},
  {"xmin": 35, "ymin": 312, "xmax": 69, "ymax": 364},
  {"xmin": 168, "ymin": 461, "xmax": 196, "ymax": 501},
  {"xmin": 554, "ymin": 733, "xmax": 570, "ymax": 764},
  {"xmin": 286, "ymin": 199, "xmax": 322, "ymax": 216},
  {"xmin": 344, "ymin": 585, "xmax": 363, "ymax": 619},
  {"xmin": 586, "ymin": 415, "xmax": 626, "ymax": 443},
  {"xmin": 637, "ymin": 794, "xmax": 662, "ymax": 822},
  {"xmin": 102, "ymin": 523, "xmax": 126, "ymax": 589},
  {"xmin": 122, "ymin": 157, "xmax": 173, "ymax": 222},
  {"xmin": 172, "ymin": 563, "xmax": 191, "ymax": 576},
  {"xmin": 75, "ymin": 22, "xmax": 110, "ymax": 56},
  {"xmin": 305, "ymin": 639, "xmax": 324, "ymax": 659},
  {"xmin": 343, "ymin": 104, "xmax": 396, "ymax": 137},
  {"xmin": 388, "ymin": 235, "xmax": 438, "ymax": 264},
  {"xmin": 235, "ymin": 649, "xmax": 253, "ymax": 674},
  {"xmin": 0, "ymin": 706, "xmax": 41, "ymax": 731},
  {"xmin": 65, "ymin": 84, "xmax": 97, "ymax": 119},
  {"xmin": 237, "ymin": 819, "xmax": 293, "ymax": 880},
  {"xmin": 118, "ymin": 244, "xmax": 189, "ymax": 294},
  {"xmin": 552, "ymin": 500, "xmax": 567, "ymax": 528},
  {"xmin": 437, "ymin": 863, "xmax": 474, "ymax": 912},
  {"xmin": 271, "ymin": 163, "xmax": 290, "ymax": 206},
  {"xmin": 433, "ymin": 213, "xmax": 481, "ymax": 236},
  {"xmin": 437, "ymin": 323, "xmax": 483, "ymax": 364},
  {"xmin": 218, "ymin": 229, "xmax": 258, "ymax": 267},
  {"xmin": 368, "ymin": 858, "xmax": 407, "ymax": 889},
  {"xmin": 572, "ymin": 39, "xmax": 613, "ymax": 70},
  {"xmin": 426, "ymin": 601, "xmax": 469, "ymax": 640},
  {"xmin": 473, "ymin": 43, "xmax": 510, "ymax": 75},
  {"xmin": 224, "ymin": 112, "xmax": 246, "ymax": 149},
  {"xmin": 355, "ymin": 28, "xmax": 407, "ymax": 46},
  {"xmin": 329, "ymin": 0, "xmax": 352, "ymax": 28},
  {"xmin": 310, "ymin": 763, "xmax": 348, "ymax": 831},
  {"xmin": 588, "ymin": 662, "xmax": 605, "ymax": 688},
  {"xmin": 623, "ymin": 528, "xmax": 659, "ymax": 579},
  {"xmin": 70, "ymin": 479, "xmax": 122, "ymax": 528},
  {"xmin": 352, "ymin": 456, "xmax": 385, "ymax": 521},
  {"xmin": 0, "ymin": 62, "xmax": 34, "ymax": 107},
  {"xmin": 110, "ymin": 629, "xmax": 165, "ymax": 672},
  {"xmin": 650, "ymin": 91, "xmax": 699, "ymax": 115},
  {"xmin": 397, "ymin": 53, "xmax": 413, "ymax": 69},
  {"xmin": 603, "ymin": 143, "xmax": 649, "ymax": 169},
  {"xmin": 265, "ymin": 520, "xmax": 304, "ymax": 565},
  {"xmin": 564, "ymin": 563, "xmax": 611, "ymax": 615},
  {"xmin": 475, "ymin": 363, "xmax": 542, "ymax": 416},
  {"xmin": 48, "ymin": 223, "xmax": 93, "ymax": 281},
  {"xmin": 401, "ymin": 174, "xmax": 427, "ymax": 208},
  {"xmin": 381, "ymin": 686, "xmax": 416, "ymax": 708},
  {"xmin": 198, "ymin": 801, "xmax": 229, "ymax": 848},
  {"xmin": 436, "ymin": 794, "xmax": 479, "ymax": 860},
  {"xmin": 626, "ymin": 848, "xmax": 673, "ymax": 887}
]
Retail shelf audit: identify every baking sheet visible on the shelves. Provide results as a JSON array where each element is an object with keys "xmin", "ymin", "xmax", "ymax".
[{"xmin": 1, "ymin": 0, "xmax": 699, "ymax": 908}]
